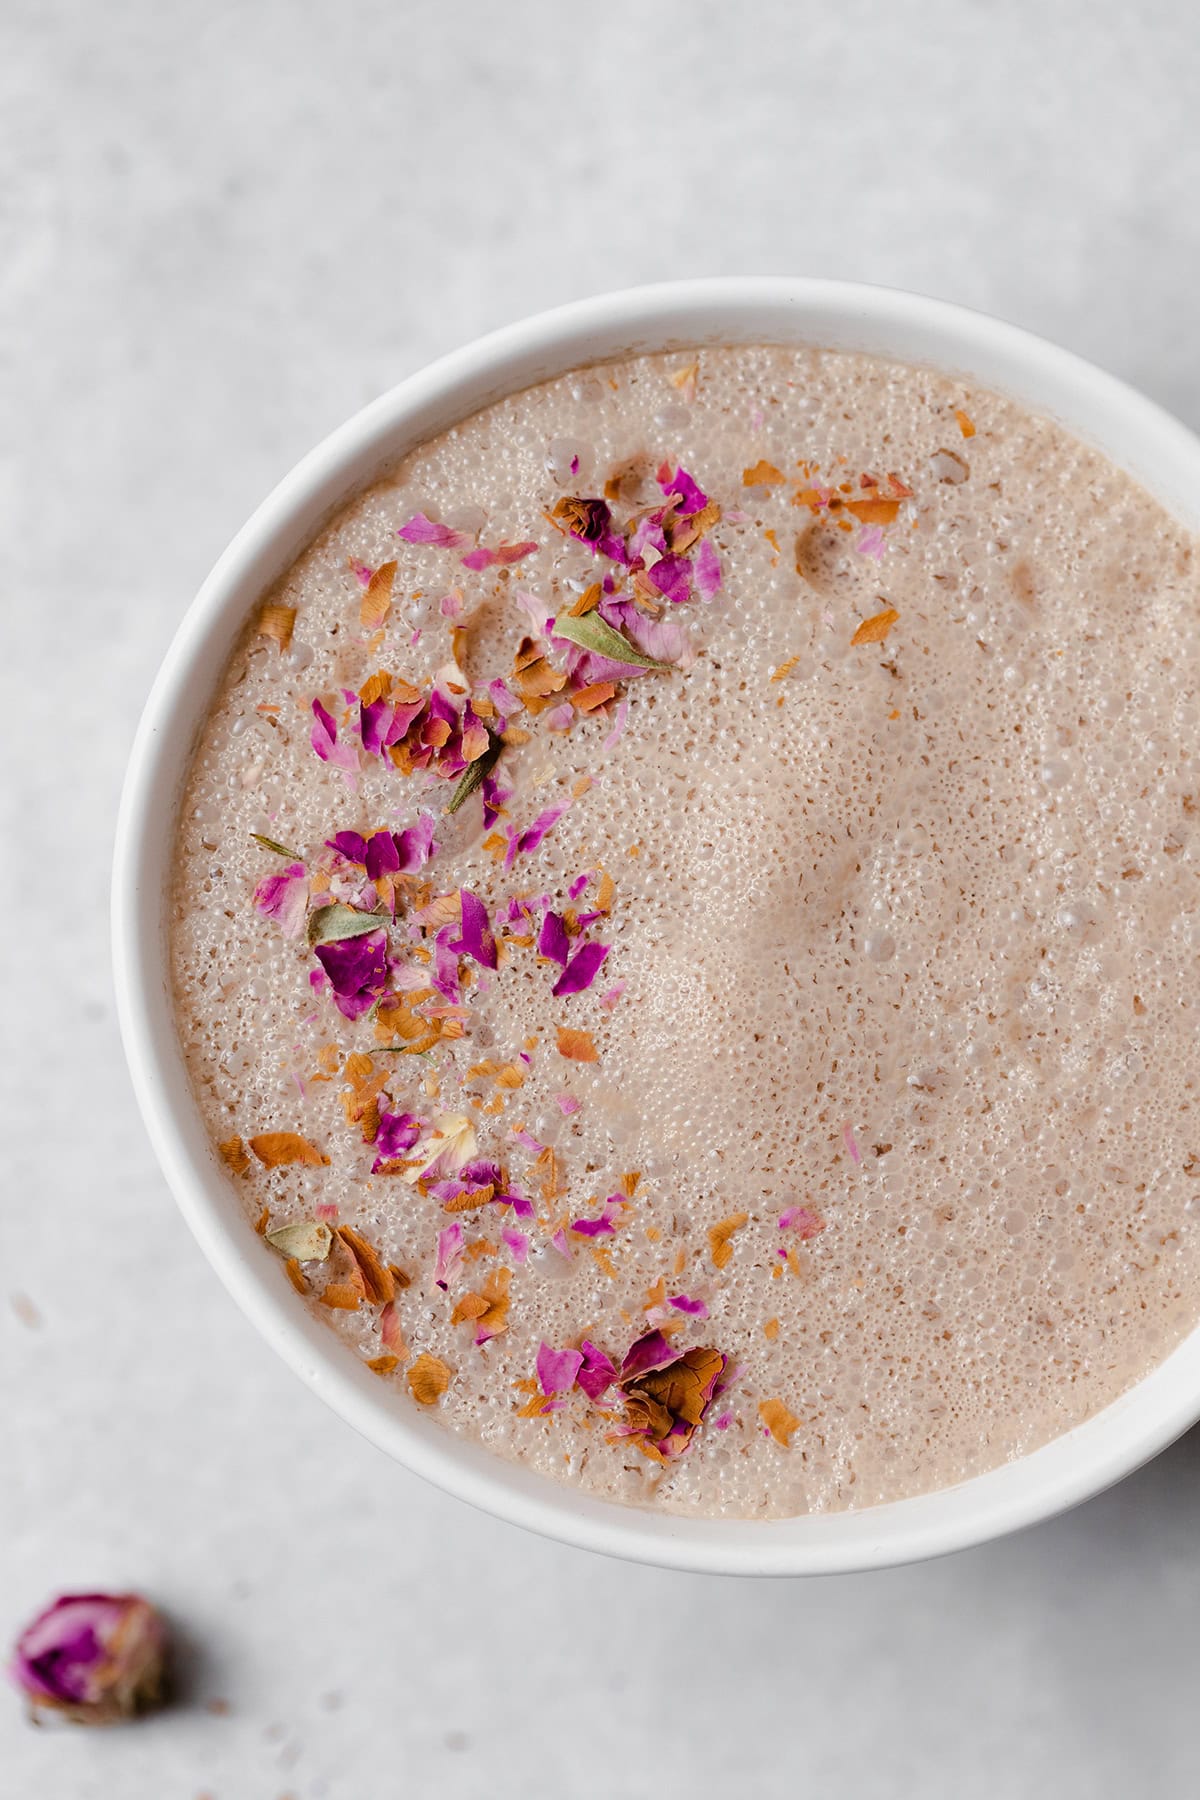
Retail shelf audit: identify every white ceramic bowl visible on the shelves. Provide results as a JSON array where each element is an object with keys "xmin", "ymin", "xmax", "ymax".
[{"xmin": 113, "ymin": 278, "xmax": 1200, "ymax": 1574}]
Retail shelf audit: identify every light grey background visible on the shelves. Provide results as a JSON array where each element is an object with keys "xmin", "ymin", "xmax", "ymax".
[{"xmin": 3, "ymin": 3, "xmax": 1199, "ymax": 1796}]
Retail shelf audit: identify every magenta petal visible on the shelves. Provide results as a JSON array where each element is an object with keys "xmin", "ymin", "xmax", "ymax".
[
  {"xmin": 328, "ymin": 831, "xmax": 368, "ymax": 864},
  {"xmin": 536, "ymin": 1341, "xmax": 585, "ymax": 1396},
  {"xmin": 505, "ymin": 803, "xmax": 569, "ymax": 869},
  {"xmin": 372, "ymin": 1110, "xmax": 423, "ymax": 1170},
  {"xmin": 551, "ymin": 940, "xmax": 609, "ymax": 998},
  {"xmin": 694, "ymin": 536, "xmax": 722, "ymax": 598},
  {"xmin": 647, "ymin": 552, "xmax": 692, "ymax": 605},
  {"xmin": 434, "ymin": 1222, "xmax": 464, "ymax": 1290},
  {"xmin": 313, "ymin": 930, "xmax": 388, "ymax": 1019},
  {"xmin": 487, "ymin": 677, "xmax": 519, "ymax": 719},
  {"xmin": 431, "ymin": 924, "xmax": 460, "ymax": 1002},
  {"xmin": 394, "ymin": 812, "xmax": 438, "ymax": 871},
  {"xmin": 481, "ymin": 773, "xmax": 511, "ymax": 830},
  {"xmin": 360, "ymin": 696, "xmax": 391, "ymax": 756},
  {"xmin": 398, "ymin": 512, "xmax": 468, "ymax": 548},
  {"xmin": 577, "ymin": 1339, "xmax": 617, "ymax": 1401},
  {"xmin": 461, "ymin": 540, "xmax": 538, "ymax": 571},
  {"xmin": 779, "ymin": 1204, "xmax": 826, "ymax": 1240},
  {"xmin": 311, "ymin": 697, "xmax": 339, "ymax": 759},
  {"xmin": 619, "ymin": 1330, "xmax": 679, "ymax": 1383},
  {"xmin": 659, "ymin": 463, "xmax": 708, "ymax": 515},
  {"xmin": 384, "ymin": 695, "xmax": 427, "ymax": 747},
  {"xmin": 311, "ymin": 698, "xmax": 359, "ymax": 775},
  {"xmin": 253, "ymin": 862, "xmax": 308, "ymax": 939},
  {"xmin": 456, "ymin": 888, "xmax": 498, "ymax": 970},
  {"xmin": 365, "ymin": 829, "xmax": 401, "ymax": 881},
  {"xmin": 501, "ymin": 1226, "xmax": 529, "ymax": 1264},
  {"xmin": 668, "ymin": 1293, "xmax": 709, "ymax": 1319},
  {"xmin": 537, "ymin": 909, "xmax": 570, "ymax": 966}
]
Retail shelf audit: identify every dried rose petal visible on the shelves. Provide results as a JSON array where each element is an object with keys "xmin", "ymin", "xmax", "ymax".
[
  {"xmin": 646, "ymin": 552, "xmax": 692, "ymax": 605},
  {"xmin": 371, "ymin": 1110, "xmax": 423, "ymax": 1172},
  {"xmin": 694, "ymin": 536, "xmax": 722, "ymax": 598},
  {"xmin": 657, "ymin": 462, "xmax": 708, "ymax": 516},
  {"xmin": 310, "ymin": 698, "xmax": 359, "ymax": 777},
  {"xmin": 576, "ymin": 1339, "xmax": 617, "ymax": 1401},
  {"xmin": 536, "ymin": 1342, "xmax": 584, "ymax": 1396},
  {"xmin": 504, "ymin": 803, "xmax": 569, "ymax": 870},
  {"xmin": 667, "ymin": 1293, "xmax": 709, "ymax": 1318},
  {"xmin": 570, "ymin": 1194, "xmax": 626, "ymax": 1238},
  {"xmin": 252, "ymin": 861, "xmax": 308, "ymax": 939},
  {"xmin": 501, "ymin": 1226, "xmax": 529, "ymax": 1263},
  {"xmin": 480, "ymin": 773, "xmax": 512, "ymax": 830},
  {"xmin": 551, "ymin": 940, "xmax": 609, "ymax": 998},
  {"xmin": 364, "ymin": 829, "xmax": 400, "ymax": 881},
  {"xmin": 779, "ymin": 1204, "xmax": 826, "ymax": 1240},
  {"xmin": 10, "ymin": 1594, "xmax": 167, "ymax": 1724},
  {"xmin": 537, "ymin": 910, "xmax": 570, "ymax": 967},
  {"xmin": 434, "ymin": 1222, "xmax": 464, "ymax": 1290},
  {"xmin": 398, "ymin": 512, "xmax": 469, "ymax": 548},
  {"xmin": 455, "ymin": 888, "xmax": 498, "ymax": 971},
  {"xmin": 328, "ymin": 830, "xmax": 368, "ymax": 864},
  {"xmin": 313, "ymin": 929, "xmax": 389, "ymax": 1021},
  {"xmin": 461, "ymin": 540, "xmax": 538, "ymax": 571}
]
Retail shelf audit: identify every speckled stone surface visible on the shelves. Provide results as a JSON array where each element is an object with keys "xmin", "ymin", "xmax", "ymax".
[{"xmin": 4, "ymin": 3, "xmax": 1200, "ymax": 1796}]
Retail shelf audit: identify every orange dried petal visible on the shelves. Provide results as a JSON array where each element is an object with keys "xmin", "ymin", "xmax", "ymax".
[
  {"xmin": 248, "ymin": 1131, "xmax": 329, "ymax": 1168},
  {"xmin": 557, "ymin": 1027, "xmax": 598, "ymax": 1063},
  {"xmin": 759, "ymin": 1397, "xmax": 800, "ymax": 1447},
  {"xmin": 358, "ymin": 668, "xmax": 392, "ymax": 706},
  {"xmin": 742, "ymin": 459, "xmax": 786, "ymax": 486},
  {"xmin": 379, "ymin": 1300, "xmax": 408, "ymax": 1356},
  {"xmin": 337, "ymin": 1226, "xmax": 395, "ymax": 1305},
  {"xmin": 571, "ymin": 681, "xmax": 618, "ymax": 713},
  {"xmin": 319, "ymin": 1280, "xmax": 362, "ymax": 1311},
  {"xmin": 284, "ymin": 1257, "xmax": 309, "ymax": 1296},
  {"xmin": 844, "ymin": 497, "xmax": 900, "ymax": 526},
  {"xmin": 360, "ymin": 561, "xmax": 396, "ymax": 630},
  {"xmin": 366, "ymin": 1354, "xmax": 399, "ymax": 1375},
  {"xmin": 850, "ymin": 608, "xmax": 899, "ymax": 647},
  {"xmin": 407, "ymin": 1354, "xmax": 452, "ymax": 1405},
  {"xmin": 954, "ymin": 408, "xmax": 976, "ymax": 439},
  {"xmin": 568, "ymin": 582, "xmax": 603, "ymax": 618},
  {"xmin": 451, "ymin": 1292, "xmax": 490, "ymax": 1324},
  {"xmin": 708, "ymin": 1212, "xmax": 748, "ymax": 1271},
  {"xmin": 219, "ymin": 1136, "xmax": 250, "ymax": 1176},
  {"xmin": 257, "ymin": 602, "xmax": 296, "ymax": 651}
]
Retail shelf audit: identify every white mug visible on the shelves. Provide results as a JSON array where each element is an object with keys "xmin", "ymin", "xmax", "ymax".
[{"xmin": 113, "ymin": 278, "xmax": 1200, "ymax": 1574}]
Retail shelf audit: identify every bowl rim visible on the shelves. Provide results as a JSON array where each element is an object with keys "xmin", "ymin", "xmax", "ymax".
[{"xmin": 113, "ymin": 276, "xmax": 1200, "ymax": 1574}]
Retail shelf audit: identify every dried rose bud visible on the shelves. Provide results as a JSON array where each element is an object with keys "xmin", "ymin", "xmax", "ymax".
[{"xmin": 10, "ymin": 1593, "xmax": 167, "ymax": 1724}]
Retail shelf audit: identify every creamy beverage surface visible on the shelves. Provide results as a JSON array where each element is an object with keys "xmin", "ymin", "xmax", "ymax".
[{"xmin": 171, "ymin": 346, "xmax": 1200, "ymax": 1517}]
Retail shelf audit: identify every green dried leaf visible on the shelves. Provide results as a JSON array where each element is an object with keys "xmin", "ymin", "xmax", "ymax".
[
  {"xmin": 307, "ymin": 903, "xmax": 385, "ymax": 946},
  {"xmin": 550, "ymin": 611, "xmax": 672, "ymax": 671},
  {"xmin": 444, "ymin": 730, "xmax": 503, "ymax": 816},
  {"xmin": 265, "ymin": 1220, "xmax": 333, "ymax": 1261},
  {"xmin": 251, "ymin": 832, "xmax": 302, "ymax": 859}
]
